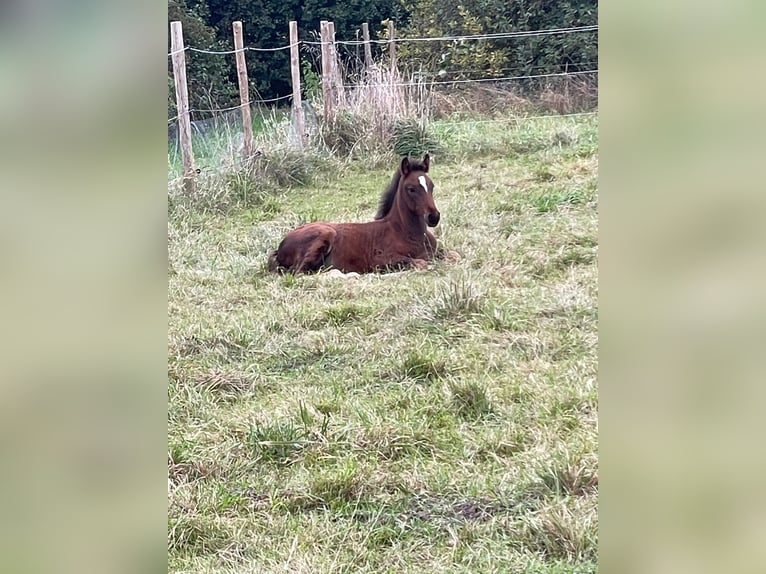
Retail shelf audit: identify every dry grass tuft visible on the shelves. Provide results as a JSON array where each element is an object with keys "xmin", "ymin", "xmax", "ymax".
[{"xmin": 318, "ymin": 65, "xmax": 435, "ymax": 158}]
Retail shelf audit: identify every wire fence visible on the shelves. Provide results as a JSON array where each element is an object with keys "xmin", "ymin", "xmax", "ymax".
[
  {"xmin": 168, "ymin": 93, "xmax": 294, "ymax": 125},
  {"xmin": 168, "ymin": 25, "xmax": 598, "ymax": 121},
  {"xmin": 338, "ymin": 70, "xmax": 598, "ymax": 90},
  {"xmin": 167, "ymin": 24, "xmax": 597, "ymax": 57},
  {"xmin": 168, "ymin": 21, "xmax": 598, "ymax": 156}
]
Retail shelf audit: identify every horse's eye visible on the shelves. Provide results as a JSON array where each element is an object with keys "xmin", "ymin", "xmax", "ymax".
[{"xmin": 408, "ymin": 187, "xmax": 417, "ymax": 193}]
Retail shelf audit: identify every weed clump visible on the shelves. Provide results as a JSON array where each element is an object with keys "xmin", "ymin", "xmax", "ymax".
[
  {"xmin": 248, "ymin": 420, "xmax": 307, "ymax": 463},
  {"xmin": 393, "ymin": 117, "xmax": 441, "ymax": 157},
  {"xmin": 248, "ymin": 403, "xmax": 330, "ymax": 465},
  {"xmin": 168, "ymin": 513, "xmax": 237, "ymax": 555},
  {"xmin": 323, "ymin": 303, "xmax": 368, "ymax": 326},
  {"xmin": 522, "ymin": 500, "xmax": 597, "ymax": 562},
  {"xmin": 309, "ymin": 468, "xmax": 364, "ymax": 508},
  {"xmin": 533, "ymin": 451, "xmax": 598, "ymax": 497},
  {"xmin": 450, "ymin": 381, "xmax": 494, "ymax": 420},
  {"xmin": 320, "ymin": 110, "xmax": 369, "ymax": 155},
  {"xmin": 245, "ymin": 146, "xmax": 316, "ymax": 189},
  {"xmin": 532, "ymin": 186, "xmax": 588, "ymax": 213},
  {"xmin": 429, "ymin": 276, "xmax": 486, "ymax": 320},
  {"xmin": 400, "ymin": 350, "xmax": 446, "ymax": 382},
  {"xmin": 319, "ymin": 65, "xmax": 433, "ymax": 159}
]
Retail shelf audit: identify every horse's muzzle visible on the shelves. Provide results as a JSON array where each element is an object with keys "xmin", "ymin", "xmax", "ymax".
[{"xmin": 427, "ymin": 212, "xmax": 440, "ymax": 227}]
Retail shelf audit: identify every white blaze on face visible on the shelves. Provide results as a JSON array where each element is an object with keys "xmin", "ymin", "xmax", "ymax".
[{"xmin": 418, "ymin": 175, "xmax": 429, "ymax": 194}]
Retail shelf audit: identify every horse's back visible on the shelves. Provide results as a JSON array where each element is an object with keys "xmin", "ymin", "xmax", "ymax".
[{"xmin": 320, "ymin": 221, "xmax": 380, "ymax": 273}]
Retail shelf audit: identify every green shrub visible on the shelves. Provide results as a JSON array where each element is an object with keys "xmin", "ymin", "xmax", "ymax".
[{"xmin": 393, "ymin": 117, "xmax": 441, "ymax": 157}]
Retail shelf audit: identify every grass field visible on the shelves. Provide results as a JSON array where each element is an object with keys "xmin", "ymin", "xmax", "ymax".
[{"xmin": 168, "ymin": 113, "xmax": 598, "ymax": 573}]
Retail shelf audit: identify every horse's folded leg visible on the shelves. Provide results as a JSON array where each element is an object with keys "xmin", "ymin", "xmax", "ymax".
[
  {"xmin": 434, "ymin": 247, "xmax": 461, "ymax": 263},
  {"xmin": 443, "ymin": 250, "xmax": 462, "ymax": 263},
  {"xmin": 296, "ymin": 227, "xmax": 337, "ymax": 273}
]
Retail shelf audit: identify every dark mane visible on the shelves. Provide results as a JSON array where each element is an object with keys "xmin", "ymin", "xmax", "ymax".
[{"xmin": 374, "ymin": 158, "xmax": 427, "ymax": 220}]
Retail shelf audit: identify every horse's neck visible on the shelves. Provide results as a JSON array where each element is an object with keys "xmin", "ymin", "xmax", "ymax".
[{"xmin": 389, "ymin": 190, "xmax": 427, "ymax": 237}]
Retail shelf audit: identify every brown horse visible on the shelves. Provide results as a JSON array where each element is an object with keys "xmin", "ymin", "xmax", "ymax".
[{"xmin": 268, "ymin": 154, "xmax": 441, "ymax": 274}]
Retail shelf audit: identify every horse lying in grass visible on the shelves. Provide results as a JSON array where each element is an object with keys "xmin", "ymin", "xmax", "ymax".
[{"xmin": 268, "ymin": 153, "xmax": 452, "ymax": 274}]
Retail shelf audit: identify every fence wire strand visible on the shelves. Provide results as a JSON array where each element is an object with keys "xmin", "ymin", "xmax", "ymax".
[
  {"xmin": 168, "ymin": 94, "xmax": 294, "ymax": 122},
  {"xmin": 169, "ymin": 71, "xmax": 597, "ymax": 118},
  {"xmin": 437, "ymin": 111, "xmax": 598, "ymax": 126},
  {"xmin": 169, "ymin": 25, "xmax": 598, "ymax": 57},
  {"xmin": 304, "ymin": 24, "xmax": 598, "ymax": 46},
  {"xmin": 188, "ymin": 43, "xmax": 298, "ymax": 55},
  {"xmin": 342, "ymin": 69, "xmax": 598, "ymax": 89}
]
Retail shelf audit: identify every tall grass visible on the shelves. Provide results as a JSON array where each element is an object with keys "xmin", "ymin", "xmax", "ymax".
[
  {"xmin": 318, "ymin": 65, "xmax": 436, "ymax": 161},
  {"xmin": 168, "ymin": 107, "xmax": 329, "ymax": 214}
]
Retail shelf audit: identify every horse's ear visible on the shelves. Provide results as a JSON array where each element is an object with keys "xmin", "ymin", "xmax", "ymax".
[
  {"xmin": 422, "ymin": 153, "xmax": 430, "ymax": 172},
  {"xmin": 400, "ymin": 156, "xmax": 411, "ymax": 176}
]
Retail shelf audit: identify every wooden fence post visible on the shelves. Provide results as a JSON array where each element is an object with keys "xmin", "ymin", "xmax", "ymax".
[
  {"xmin": 361, "ymin": 23, "xmax": 372, "ymax": 69},
  {"xmin": 170, "ymin": 21, "xmax": 195, "ymax": 193},
  {"xmin": 320, "ymin": 21, "xmax": 333, "ymax": 122},
  {"xmin": 388, "ymin": 20, "xmax": 397, "ymax": 76},
  {"xmin": 327, "ymin": 21, "xmax": 344, "ymax": 106},
  {"xmin": 232, "ymin": 21, "xmax": 254, "ymax": 158},
  {"xmin": 289, "ymin": 21, "xmax": 305, "ymax": 147},
  {"xmin": 355, "ymin": 29, "xmax": 360, "ymax": 70}
]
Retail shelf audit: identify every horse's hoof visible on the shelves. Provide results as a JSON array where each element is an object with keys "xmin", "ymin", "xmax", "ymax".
[
  {"xmin": 325, "ymin": 269, "xmax": 360, "ymax": 278},
  {"xmin": 444, "ymin": 250, "xmax": 462, "ymax": 263},
  {"xmin": 412, "ymin": 259, "xmax": 429, "ymax": 270}
]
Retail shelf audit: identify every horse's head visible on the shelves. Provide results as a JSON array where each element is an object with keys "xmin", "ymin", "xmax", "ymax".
[{"xmin": 398, "ymin": 153, "xmax": 440, "ymax": 227}]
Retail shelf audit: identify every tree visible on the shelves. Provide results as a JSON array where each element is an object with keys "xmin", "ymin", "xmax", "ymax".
[
  {"xmin": 168, "ymin": 0, "xmax": 237, "ymax": 119},
  {"xmin": 203, "ymin": 0, "xmax": 408, "ymax": 100},
  {"xmin": 167, "ymin": 0, "xmax": 597, "ymax": 118},
  {"xmin": 168, "ymin": 0, "xmax": 413, "ymax": 112},
  {"xmin": 395, "ymin": 0, "xmax": 598, "ymax": 82}
]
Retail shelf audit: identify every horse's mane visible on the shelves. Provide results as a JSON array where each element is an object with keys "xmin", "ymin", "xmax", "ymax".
[{"xmin": 374, "ymin": 158, "xmax": 428, "ymax": 220}]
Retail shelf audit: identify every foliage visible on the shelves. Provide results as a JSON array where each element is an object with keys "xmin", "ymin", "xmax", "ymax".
[
  {"xmin": 199, "ymin": 0, "xmax": 407, "ymax": 105},
  {"xmin": 301, "ymin": 59, "xmax": 322, "ymax": 100},
  {"xmin": 167, "ymin": 0, "xmax": 597, "ymax": 120},
  {"xmin": 394, "ymin": 0, "xmax": 598, "ymax": 85}
]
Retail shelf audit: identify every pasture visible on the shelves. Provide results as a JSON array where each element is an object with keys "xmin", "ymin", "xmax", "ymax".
[{"xmin": 168, "ymin": 113, "xmax": 598, "ymax": 573}]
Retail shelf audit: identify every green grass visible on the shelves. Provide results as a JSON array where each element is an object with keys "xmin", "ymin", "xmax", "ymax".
[
  {"xmin": 168, "ymin": 113, "xmax": 598, "ymax": 573},
  {"xmin": 168, "ymin": 106, "xmax": 291, "ymax": 176}
]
